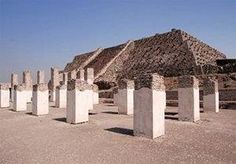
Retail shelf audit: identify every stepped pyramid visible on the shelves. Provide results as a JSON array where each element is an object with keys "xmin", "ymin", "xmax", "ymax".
[{"xmin": 64, "ymin": 29, "xmax": 226, "ymax": 88}]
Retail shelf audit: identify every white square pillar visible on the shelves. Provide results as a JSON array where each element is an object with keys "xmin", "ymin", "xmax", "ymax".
[
  {"xmin": 13, "ymin": 84, "xmax": 27, "ymax": 111},
  {"xmin": 134, "ymin": 74, "xmax": 166, "ymax": 139},
  {"xmin": 0, "ymin": 84, "xmax": 10, "ymax": 108},
  {"xmin": 92, "ymin": 84, "xmax": 99, "ymax": 104},
  {"xmin": 113, "ymin": 88, "xmax": 118, "ymax": 106},
  {"xmin": 178, "ymin": 75, "xmax": 200, "ymax": 122},
  {"xmin": 85, "ymin": 68, "xmax": 94, "ymax": 85},
  {"xmin": 32, "ymin": 84, "xmax": 49, "ymax": 116},
  {"xmin": 66, "ymin": 79, "xmax": 93, "ymax": 124},
  {"xmin": 117, "ymin": 79, "xmax": 134, "ymax": 115},
  {"xmin": 37, "ymin": 70, "xmax": 45, "ymax": 84},
  {"xmin": 203, "ymin": 77, "xmax": 219, "ymax": 113},
  {"xmin": 76, "ymin": 69, "xmax": 85, "ymax": 81},
  {"xmin": 55, "ymin": 85, "xmax": 67, "ymax": 108},
  {"xmin": 50, "ymin": 90, "xmax": 56, "ymax": 102},
  {"xmin": 10, "ymin": 73, "xmax": 18, "ymax": 102}
]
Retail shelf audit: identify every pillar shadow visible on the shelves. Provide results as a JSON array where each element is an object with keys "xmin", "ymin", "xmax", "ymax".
[
  {"xmin": 25, "ymin": 112, "xmax": 33, "ymax": 115},
  {"xmin": 165, "ymin": 116, "xmax": 178, "ymax": 120},
  {"xmin": 165, "ymin": 112, "xmax": 178, "ymax": 115},
  {"xmin": 102, "ymin": 111, "xmax": 118, "ymax": 114},
  {"xmin": 105, "ymin": 127, "xmax": 133, "ymax": 136},
  {"xmin": 53, "ymin": 117, "xmax": 66, "ymax": 123},
  {"xmin": 105, "ymin": 104, "xmax": 115, "ymax": 106},
  {"xmin": 89, "ymin": 112, "xmax": 97, "ymax": 115}
]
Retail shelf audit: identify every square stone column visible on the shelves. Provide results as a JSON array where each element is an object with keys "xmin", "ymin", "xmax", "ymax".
[
  {"xmin": 13, "ymin": 84, "xmax": 28, "ymax": 111},
  {"xmin": 66, "ymin": 79, "xmax": 93, "ymax": 124},
  {"xmin": 92, "ymin": 84, "xmax": 99, "ymax": 104},
  {"xmin": 76, "ymin": 69, "xmax": 85, "ymax": 81},
  {"xmin": 55, "ymin": 85, "xmax": 67, "ymax": 108},
  {"xmin": 178, "ymin": 75, "xmax": 200, "ymax": 122},
  {"xmin": 68, "ymin": 70, "xmax": 77, "ymax": 80},
  {"xmin": 63, "ymin": 72, "xmax": 68, "ymax": 85},
  {"xmin": 134, "ymin": 73, "xmax": 166, "ymax": 139},
  {"xmin": 23, "ymin": 71, "xmax": 33, "ymax": 102},
  {"xmin": 117, "ymin": 79, "xmax": 134, "ymax": 115},
  {"xmin": 37, "ymin": 70, "xmax": 45, "ymax": 84},
  {"xmin": 23, "ymin": 70, "xmax": 33, "ymax": 87},
  {"xmin": 85, "ymin": 68, "xmax": 94, "ymax": 85},
  {"xmin": 32, "ymin": 84, "xmax": 49, "ymax": 116},
  {"xmin": 10, "ymin": 73, "xmax": 18, "ymax": 102},
  {"xmin": 203, "ymin": 78, "xmax": 219, "ymax": 113},
  {"xmin": 0, "ymin": 84, "xmax": 10, "ymax": 108},
  {"xmin": 113, "ymin": 87, "xmax": 118, "ymax": 106},
  {"xmin": 50, "ymin": 67, "xmax": 60, "ymax": 102}
]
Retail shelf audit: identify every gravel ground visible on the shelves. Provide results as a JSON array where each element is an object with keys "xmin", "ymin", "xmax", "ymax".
[{"xmin": 0, "ymin": 102, "xmax": 235, "ymax": 164}]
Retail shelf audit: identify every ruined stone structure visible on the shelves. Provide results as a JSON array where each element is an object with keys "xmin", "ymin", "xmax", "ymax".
[
  {"xmin": 178, "ymin": 75, "xmax": 200, "ymax": 122},
  {"xmin": 66, "ymin": 79, "xmax": 93, "ymax": 124},
  {"xmin": 10, "ymin": 73, "xmax": 18, "ymax": 102},
  {"xmin": 117, "ymin": 79, "xmax": 134, "ymax": 115},
  {"xmin": 134, "ymin": 73, "xmax": 166, "ymax": 139},
  {"xmin": 0, "ymin": 83, "xmax": 10, "ymax": 108},
  {"xmin": 37, "ymin": 71, "xmax": 45, "ymax": 84},
  {"xmin": 63, "ymin": 29, "xmax": 226, "ymax": 89},
  {"xmin": 32, "ymin": 83, "xmax": 49, "ymax": 116}
]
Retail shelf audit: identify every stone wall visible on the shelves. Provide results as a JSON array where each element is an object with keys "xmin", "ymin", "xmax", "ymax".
[
  {"xmin": 84, "ymin": 44, "xmax": 126, "ymax": 76},
  {"xmin": 63, "ymin": 29, "xmax": 227, "ymax": 89}
]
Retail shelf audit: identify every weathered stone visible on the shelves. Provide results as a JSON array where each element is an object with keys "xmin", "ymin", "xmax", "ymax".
[
  {"xmin": 66, "ymin": 79, "xmax": 93, "ymax": 124},
  {"xmin": 55, "ymin": 84, "xmax": 67, "ymax": 108},
  {"xmin": 178, "ymin": 75, "xmax": 200, "ymax": 122},
  {"xmin": 0, "ymin": 83, "xmax": 10, "ymax": 108},
  {"xmin": 178, "ymin": 75, "xmax": 199, "ymax": 88},
  {"xmin": 133, "ymin": 73, "xmax": 166, "ymax": 139},
  {"xmin": 76, "ymin": 69, "xmax": 85, "ymax": 81},
  {"xmin": 37, "ymin": 70, "xmax": 45, "ymax": 84},
  {"xmin": 203, "ymin": 78, "xmax": 219, "ymax": 112},
  {"xmin": 85, "ymin": 68, "xmax": 94, "ymax": 85},
  {"xmin": 23, "ymin": 70, "xmax": 32, "ymax": 87},
  {"xmin": 32, "ymin": 83, "xmax": 49, "ymax": 116},
  {"xmin": 134, "ymin": 73, "xmax": 165, "ymax": 90}
]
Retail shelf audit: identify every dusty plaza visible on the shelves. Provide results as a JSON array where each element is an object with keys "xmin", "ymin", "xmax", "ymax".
[{"xmin": 0, "ymin": 102, "xmax": 235, "ymax": 164}]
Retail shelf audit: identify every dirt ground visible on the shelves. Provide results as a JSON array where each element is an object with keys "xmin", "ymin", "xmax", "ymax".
[{"xmin": 0, "ymin": 102, "xmax": 235, "ymax": 164}]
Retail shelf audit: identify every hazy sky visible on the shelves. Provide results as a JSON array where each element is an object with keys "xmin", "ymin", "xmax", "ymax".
[{"xmin": 0, "ymin": 0, "xmax": 235, "ymax": 82}]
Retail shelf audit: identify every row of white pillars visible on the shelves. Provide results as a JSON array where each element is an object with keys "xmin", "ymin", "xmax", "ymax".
[
  {"xmin": 55, "ymin": 68, "xmax": 98, "ymax": 109},
  {"xmin": 114, "ymin": 75, "xmax": 219, "ymax": 139}
]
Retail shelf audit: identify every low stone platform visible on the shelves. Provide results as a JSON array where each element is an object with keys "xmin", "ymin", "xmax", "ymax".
[{"xmin": 0, "ymin": 102, "xmax": 235, "ymax": 164}]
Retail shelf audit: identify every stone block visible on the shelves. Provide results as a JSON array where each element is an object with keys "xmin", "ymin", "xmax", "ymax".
[
  {"xmin": 133, "ymin": 73, "xmax": 166, "ymax": 139},
  {"xmin": 55, "ymin": 85, "xmax": 67, "ymax": 108},
  {"xmin": 13, "ymin": 84, "xmax": 28, "ymax": 111},
  {"xmin": 66, "ymin": 79, "xmax": 93, "ymax": 124},
  {"xmin": 37, "ymin": 70, "xmax": 45, "ymax": 84},
  {"xmin": 10, "ymin": 73, "xmax": 18, "ymax": 102},
  {"xmin": 117, "ymin": 79, "xmax": 134, "ymax": 115},
  {"xmin": 0, "ymin": 84, "xmax": 10, "ymax": 108},
  {"xmin": 92, "ymin": 84, "xmax": 99, "ymax": 104},
  {"xmin": 178, "ymin": 75, "xmax": 200, "ymax": 122},
  {"xmin": 203, "ymin": 78, "xmax": 219, "ymax": 112},
  {"xmin": 85, "ymin": 68, "xmax": 94, "ymax": 85},
  {"xmin": 32, "ymin": 84, "xmax": 49, "ymax": 116}
]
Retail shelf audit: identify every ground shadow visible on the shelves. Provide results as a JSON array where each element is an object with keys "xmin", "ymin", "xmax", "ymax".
[
  {"xmin": 53, "ymin": 117, "xmax": 66, "ymax": 123},
  {"xmin": 106, "ymin": 104, "xmax": 115, "ymax": 107},
  {"xmin": 89, "ymin": 112, "xmax": 97, "ymax": 115},
  {"xmin": 102, "ymin": 111, "xmax": 118, "ymax": 114},
  {"xmin": 165, "ymin": 112, "xmax": 178, "ymax": 115},
  {"xmin": 105, "ymin": 127, "xmax": 133, "ymax": 136},
  {"xmin": 25, "ymin": 112, "xmax": 33, "ymax": 115},
  {"xmin": 165, "ymin": 116, "xmax": 178, "ymax": 120}
]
